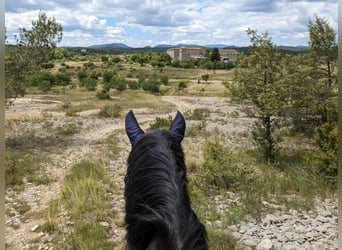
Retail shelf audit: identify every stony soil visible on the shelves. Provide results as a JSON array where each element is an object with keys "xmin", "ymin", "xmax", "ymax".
[{"xmin": 5, "ymin": 94, "xmax": 337, "ymax": 249}]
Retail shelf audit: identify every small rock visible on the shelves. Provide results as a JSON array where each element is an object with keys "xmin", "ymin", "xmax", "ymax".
[
  {"xmin": 256, "ymin": 238, "xmax": 273, "ymax": 250},
  {"xmin": 243, "ymin": 239, "xmax": 258, "ymax": 247},
  {"xmin": 214, "ymin": 220, "xmax": 222, "ymax": 228},
  {"xmin": 31, "ymin": 224, "xmax": 39, "ymax": 232},
  {"xmin": 100, "ymin": 221, "xmax": 110, "ymax": 228}
]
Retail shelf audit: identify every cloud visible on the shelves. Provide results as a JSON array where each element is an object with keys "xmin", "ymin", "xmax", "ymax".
[
  {"xmin": 236, "ymin": 0, "xmax": 281, "ymax": 13},
  {"xmin": 5, "ymin": 0, "xmax": 338, "ymax": 47}
]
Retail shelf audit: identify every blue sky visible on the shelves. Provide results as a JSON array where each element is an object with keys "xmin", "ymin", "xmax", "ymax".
[{"xmin": 5, "ymin": 0, "xmax": 338, "ymax": 47}]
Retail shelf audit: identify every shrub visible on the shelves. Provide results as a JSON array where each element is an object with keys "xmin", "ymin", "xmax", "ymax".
[
  {"xmin": 41, "ymin": 62, "xmax": 55, "ymax": 69},
  {"xmin": 142, "ymin": 79, "xmax": 160, "ymax": 93},
  {"xmin": 5, "ymin": 150, "xmax": 49, "ymax": 186},
  {"xmin": 31, "ymin": 71, "xmax": 55, "ymax": 92},
  {"xmin": 313, "ymin": 117, "xmax": 337, "ymax": 188},
  {"xmin": 101, "ymin": 56, "xmax": 109, "ymax": 62},
  {"xmin": 115, "ymin": 81, "xmax": 127, "ymax": 92},
  {"xmin": 112, "ymin": 57, "xmax": 121, "ymax": 63},
  {"xmin": 149, "ymin": 116, "xmax": 173, "ymax": 130},
  {"xmin": 98, "ymin": 104, "xmax": 122, "ymax": 118},
  {"xmin": 90, "ymin": 70, "xmax": 101, "ymax": 80},
  {"xmin": 102, "ymin": 71, "xmax": 115, "ymax": 84},
  {"xmin": 96, "ymin": 90, "xmax": 110, "ymax": 100},
  {"xmin": 185, "ymin": 108, "xmax": 210, "ymax": 120},
  {"xmin": 84, "ymin": 62, "xmax": 95, "ymax": 68},
  {"xmin": 127, "ymin": 80, "xmax": 139, "ymax": 90},
  {"xmin": 80, "ymin": 77, "xmax": 97, "ymax": 91},
  {"xmin": 54, "ymin": 123, "xmax": 79, "ymax": 136},
  {"xmin": 202, "ymin": 140, "xmax": 255, "ymax": 190},
  {"xmin": 77, "ymin": 70, "xmax": 88, "ymax": 82},
  {"xmin": 160, "ymin": 75, "xmax": 169, "ymax": 85},
  {"xmin": 54, "ymin": 72, "xmax": 71, "ymax": 86},
  {"xmin": 177, "ymin": 80, "xmax": 188, "ymax": 90}
]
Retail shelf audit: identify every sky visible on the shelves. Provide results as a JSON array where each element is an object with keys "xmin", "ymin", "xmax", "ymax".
[{"xmin": 5, "ymin": 0, "xmax": 338, "ymax": 48}]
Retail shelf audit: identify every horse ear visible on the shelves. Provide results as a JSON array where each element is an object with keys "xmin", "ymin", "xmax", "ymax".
[
  {"xmin": 125, "ymin": 110, "xmax": 145, "ymax": 145},
  {"xmin": 169, "ymin": 111, "xmax": 186, "ymax": 142}
]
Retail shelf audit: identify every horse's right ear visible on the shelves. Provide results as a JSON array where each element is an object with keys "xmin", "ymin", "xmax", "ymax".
[
  {"xmin": 169, "ymin": 111, "xmax": 186, "ymax": 142},
  {"xmin": 125, "ymin": 110, "xmax": 145, "ymax": 145}
]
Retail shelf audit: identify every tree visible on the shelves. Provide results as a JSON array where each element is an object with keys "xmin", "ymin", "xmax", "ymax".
[
  {"xmin": 18, "ymin": 11, "xmax": 63, "ymax": 67},
  {"xmin": 308, "ymin": 14, "xmax": 337, "ymax": 88},
  {"xmin": 5, "ymin": 11, "xmax": 63, "ymax": 100},
  {"xmin": 307, "ymin": 15, "xmax": 337, "ymax": 186},
  {"xmin": 210, "ymin": 48, "xmax": 221, "ymax": 62},
  {"xmin": 232, "ymin": 29, "xmax": 287, "ymax": 161},
  {"xmin": 308, "ymin": 14, "xmax": 337, "ymax": 124}
]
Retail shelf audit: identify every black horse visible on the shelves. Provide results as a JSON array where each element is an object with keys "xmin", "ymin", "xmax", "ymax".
[{"xmin": 124, "ymin": 110, "xmax": 207, "ymax": 250}]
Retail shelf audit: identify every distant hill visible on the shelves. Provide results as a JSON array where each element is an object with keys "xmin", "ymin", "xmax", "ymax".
[
  {"xmin": 67, "ymin": 43, "xmax": 308, "ymax": 55},
  {"xmin": 87, "ymin": 42, "xmax": 307, "ymax": 52},
  {"xmin": 154, "ymin": 43, "xmax": 234, "ymax": 48},
  {"xmin": 88, "ymin": 43, "xmax": 132, "ymax": 49}
]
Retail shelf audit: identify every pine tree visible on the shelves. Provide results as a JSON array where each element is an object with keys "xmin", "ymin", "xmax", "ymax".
[
  {"xmin": 210, "ymin": 48, "xmax": 221, "ymax": 62},
  {"xmin": 232, "ymin": 29, "xmax": 287, "ymax": 161},
  {"xmin": 5, "ymin": 11, "xmax": 63, "ymax": 101}
]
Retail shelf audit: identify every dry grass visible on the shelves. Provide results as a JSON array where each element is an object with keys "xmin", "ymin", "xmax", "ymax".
[{"xmin": 187, "ymin": 82, "xmax": 227, "ymax": 95}]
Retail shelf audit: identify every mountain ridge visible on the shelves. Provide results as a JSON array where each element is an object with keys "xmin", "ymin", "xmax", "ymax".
[{"xmin": 87, "ymin": 42, "xmax": 308, "ymax": 50}]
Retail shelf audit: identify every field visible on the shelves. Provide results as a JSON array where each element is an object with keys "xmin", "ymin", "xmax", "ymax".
[{"xmin": 5, "ymin": 65, "xmax": 337, "ymax": 249}]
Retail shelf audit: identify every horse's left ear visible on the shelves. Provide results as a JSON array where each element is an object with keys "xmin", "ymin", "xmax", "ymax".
[
  {"xmin": 125, "ymin": 110, "xmax": 145, "ymax": 145},
  {"xmin": 169, "ymin": 111, "xmax": 186, "ymax": 142}
]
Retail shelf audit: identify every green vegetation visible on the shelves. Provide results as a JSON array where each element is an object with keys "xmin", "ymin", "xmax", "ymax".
[
  {"xmin": 42, "ymin": 161, "xmax": 117, "ymax": 249},
  {"xmin": 54, "ymin": 123, "xmax": 80, "ymax": 136},
  {"xmin": 188, "ymin": 140, "xmax": 330, "ymax": 233},
  {"xmin": 149, "ymin": 115, "xmax": 173, "ymax": 129},
  {"xmin": 228, "ymin": 15, "xmax": 337, "ymax": 187},
  {"xmin": 5, "ymin": 150, "xmax": 50, "ymax": 187},
  {"xmin": 98, "ymin": 104, "xmax": 122, "ymax": 118},
  {"xmin": 5, "ymin": 11, "xmax": 63, "ymax": 101}
]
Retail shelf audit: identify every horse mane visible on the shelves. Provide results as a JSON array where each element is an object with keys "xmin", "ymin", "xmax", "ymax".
[{"xmin": 125, "ymin": 129, "xmax": 207, "ymax": 250}]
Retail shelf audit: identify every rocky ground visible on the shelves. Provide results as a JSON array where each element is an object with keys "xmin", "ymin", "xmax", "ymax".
[{"xmin": 5, "ymin": 94, "xmax": 338, "ymax": 249}]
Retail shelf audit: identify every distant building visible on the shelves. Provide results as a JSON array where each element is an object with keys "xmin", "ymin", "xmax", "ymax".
[
  {"xmin": 167, "ymin": 46, "xmax": 238, "ymax": 62},
  {"xmin": 218, "ymin": 49, "xmax": 238, "ymax": 62},
  {"xmin": 167, "ymin": 47, "xmax": 206, "ymax": 61}
]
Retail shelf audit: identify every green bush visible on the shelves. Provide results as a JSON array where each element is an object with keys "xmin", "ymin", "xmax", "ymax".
[
  {"xmin": 149, "ymin": 116, "xmax": 173, "ymax": 130},
  {"xmin": 77, "ymin": 70, "xmax": 88, "ymax": 82},
  {"xmin": 41, "ymin": 62, "xmax": 55, "ymax": 69},
  {"xmin": 102, "ymin": 71, "xmax": 115, "ymax": 84},
  {"xmin": 115, "ymin": 81, "xmax": 127, "ymax": 92},
  {"xmin": 160, "ymin": 75, "xmax": 169, "ymax": 85},
  {"xmin": 54, "ymin": 123, "xmax": 79, "ymax": 136},
  {"xmin": 54, "ymin": 72, "xmax": 71, "ymax": 86},
  {"xmin": 185, "ymin": 108, "xmax": 210, "ymax": 120},
  {"xmin": 202, "ymin": 140, "xmax": 255, "ymax": 190},
  {"xmin": 96, "ymin": 90, "xmax": 110, "ymax": 100},
  {"xmin": 98, "ymin": 104, "xmax": 122, "ymax": 118},
  {"xmin": 84, "ymin": 62, "xmax": 95, "ymax": 68},
  {"xmin": 90, "ymin": 70, "xmax": 101, "ymax": 80},
  {"xmin": 31, "ymin": 71, "xmax": 55, "ymax": 92},
  {"xmin": 177, "ymin": 80, "xmax": 188, "ymax": 90},
  {"xmin": 80, "ymin": 77, "xmax": 97, "ymax": 91},
  {"xmin": 313, "ymin": 117, "xmax": 337, "ymax": 188},
  {"xmin": 112, "ymin": 57, "xmax": 121, "ymax": 63},
  {"xmin": 127, "ymin": 80, "xmax": 139, "ymax": 90},
  {"xmin": 142, "ymin": 79, "xmax": 160, "ymax": 93},
  {"xmin": 5, "ymin": 150, "xmax": 49, "ymax": 186}
]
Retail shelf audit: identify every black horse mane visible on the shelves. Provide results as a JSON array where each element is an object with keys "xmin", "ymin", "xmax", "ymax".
[{"xmin": 125, "ymin": 129, "xmax": 207, "ymax": 250}]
